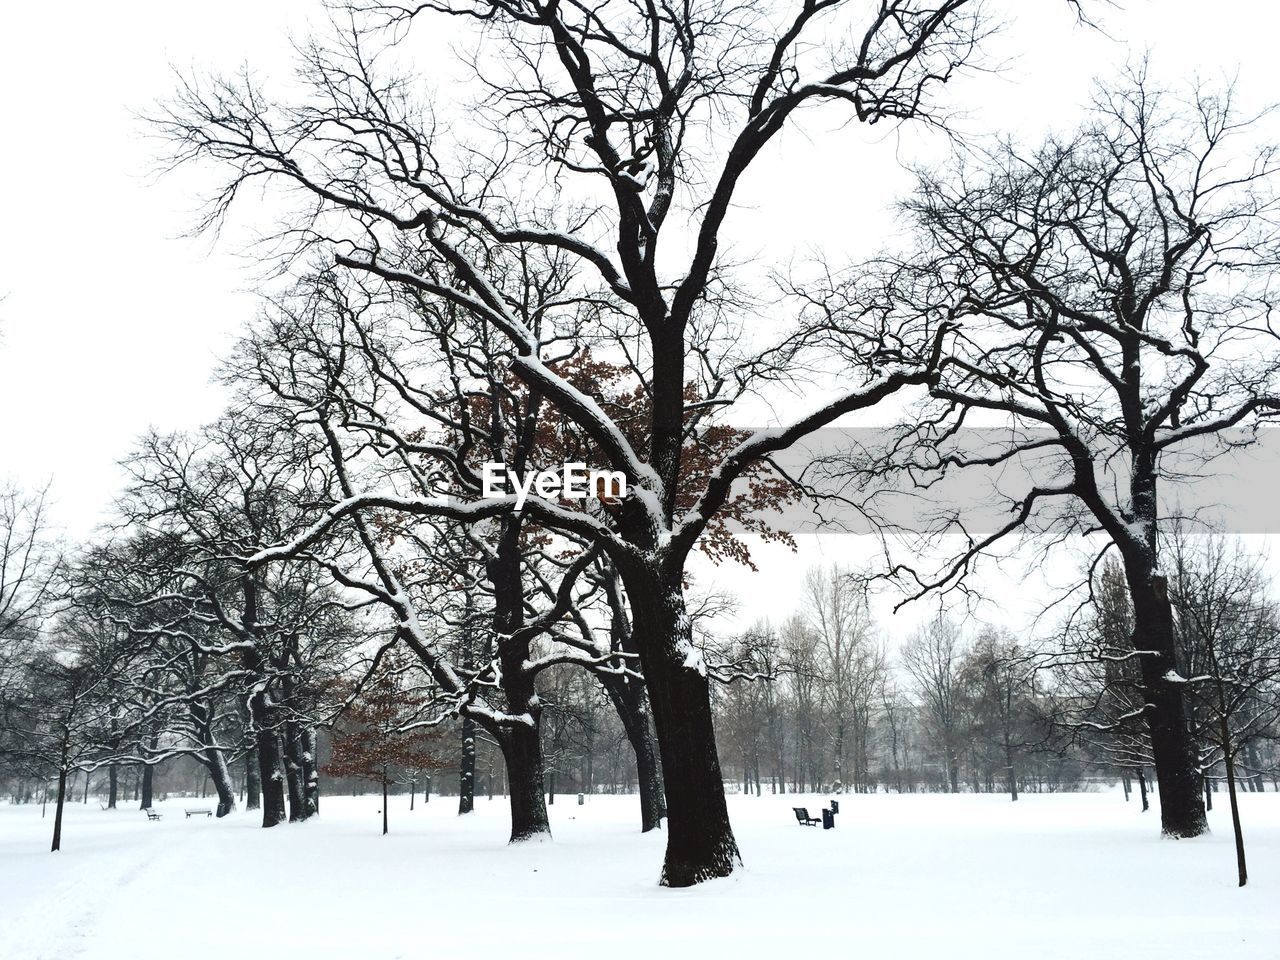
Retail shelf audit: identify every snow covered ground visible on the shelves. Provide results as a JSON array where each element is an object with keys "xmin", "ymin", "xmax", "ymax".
[{"xmin": 0, "ymin": 789, "xmax": 1275, "ymax": 959}]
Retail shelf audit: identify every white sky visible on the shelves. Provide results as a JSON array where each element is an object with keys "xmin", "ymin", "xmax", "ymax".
[{"xmin": 1, "ymin": 0, "xmax": 1275, "ymax": 640}]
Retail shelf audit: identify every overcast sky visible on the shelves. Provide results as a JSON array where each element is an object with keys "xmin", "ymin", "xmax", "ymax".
[{"xmin": 1, "ymin": 0, "xmax": 1274, "ymax": 637}]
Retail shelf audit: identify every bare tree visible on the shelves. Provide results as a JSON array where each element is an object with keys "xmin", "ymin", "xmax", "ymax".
[
  {"xmin": 804, "ymin": 567, "xmax": 883, "ymax": 792},
  {"xmin": 958, "ymin": 628, "xmax": 1039, "ymax": 801},
  {"xmin": 849, "ymin": 75, "xmax": 1280, "ymax": 836},
  {"xmin": 1168, "ymin": 532, "xmax": 1280, "ymax": 886},
  {"xmin": 780, "ymin": 614, "xmax": 823, "ymax": 792},
  {"xmin": 0, "ymin": 484, "xmax": 61, "ymax": 673},
  {"xmin": 108, "ymin": 421, "xmax": 355, "ymax": 827},
  {"xmin": 878, "ymin": 678, "xmax": 914, "ymax": 793},
  {"xmin": 2, "ymin": 616, "xmax": 191, "ymax": 851},
  {"xmin": 902, "ymin": 614, "xmax": 965, "ymax": 792},
  {"xmin": 157, "ymin": 0, "xmax": 1000, "ymax": 886}
]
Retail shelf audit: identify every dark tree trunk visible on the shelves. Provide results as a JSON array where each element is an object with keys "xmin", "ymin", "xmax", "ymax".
[
  {"xmin": 282, "ymin": 711, "xmax": 308, "ymax": 822},
  {"xmin": 600, "ymin": 568, "xmax": 666, "ymax": 832},
  {"xmin": 278, "ymin": 670, "xmax": 317, "ymax": 822},
  {"xmin": 498, "ymin": 722, "xmax": 550, "ymax": 842},
  {"xmin": 1127, "ymin": 573, "xmax": 1209, "ymax": 838},
  {"xmin": 139, "ymin": 731, "xmax": 159, "ymax": 809},
  {"xmin": 256, "ymin": 729, "xmax": 288, "ymax": 828},
  {"xmin": 1244, "ymin": 741, "xmax": 1265, "ymax": 792},
  {"xmin": 624, "ymin": 565, "xmax": 739, "ymax": 886},
  {"xmin": 301, "ymin": 728, "xmax": 320, "ymax": 816},
  {"xmin": 489, "ymin": 517, "xmax": 550, "ymax": 843},
  {"xmin": 603, "ymin": 674, "xmax": 666, "ymax": 832},
  {"xmin": 245, "ymin": 746, "xmax": 261, "ymax": 811},
  {"xmin": 203, "ymin": 749, "xmax": 237, "ymax": 818},
  {"xmin": 1004, "ymin": 734, "xmax": 1018, "ymax": 802},
  {"xmin": 1225, "ymin": 758, "xmax": 1247, "ymax": 886},
  {"xmin": 140, "ymin": 766, "xmax": 154, "ymax": 809},
  {"xmin": 250, "ymin": 692, "xmax": 287, "ymax": 828},
  {"xmin": 51, "ymin": 762, "xmax": 68, "ymax": 853},
  {"xmin": 107, "ymin": 765, "xmax": 118, "ymax": 809},
  {"xmin": 190, "ymin": 698, "xmax": 237, "ymax": 817},
  {"xmin": 382, "ymin": 774, "xmax": 389, "ymax": 835},
  {"xmin": 1137, "ymin": 767, "xmax": 1150, "ymax": 812},
  {"xmin": 458, "ymin": 715, "xmax": 476, "ymax": 815},
  {"xmin": 1220, "ymin": 719, "xmax": 1247, "ymax": 887}
]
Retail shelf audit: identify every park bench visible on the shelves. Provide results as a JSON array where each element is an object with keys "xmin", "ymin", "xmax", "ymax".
[
  {"xmin": 793, "ymin": 807, "xmax": 821, "ymax": 826},
  {"xmin": 143, "ymin": 808, "xmax": 162, "ymax": 821},
  {"xmin": 184, "ymin": 807, "xmax": 213, "ymax": 818}
]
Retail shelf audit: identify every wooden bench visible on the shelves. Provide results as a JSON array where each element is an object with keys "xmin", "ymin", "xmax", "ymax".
[
  {"xmin": 793, "ymin": 807, "xmax": 821, "ymax": 826},
  {"xmin": 184, "ymin": 807, "xmax": 213, "ymax": 818},
  {"xmin": 143, "ymin": 808, "xmax": 162, "ymax": 821}
]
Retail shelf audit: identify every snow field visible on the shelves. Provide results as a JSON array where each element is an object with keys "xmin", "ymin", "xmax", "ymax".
[{"xmin": 0, "ymin": 789, "xmax": 1275, "ymax": 959}]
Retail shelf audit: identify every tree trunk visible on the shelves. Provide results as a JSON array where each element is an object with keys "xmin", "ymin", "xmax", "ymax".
[
  {"xmin": 107, "ymin": 765, "xmax": 118, "ymax": 809},
  {"xmin": 301, "ymin": 728, "xmax": 320, "ymax": 816},
  {"xmin": 833, "ymin": 718, "xmax": 845, "ymax": 793},
  {"xmin": 256, "ymin": 729, "xmax": 288, "ymax": 828},
  {"xmin": 277, "ymin": 671, "xmax": 317, "ymax": 822},
  {"xmin": 1128, "ymin": 572, "xmax": 1208, "ymax": 838},
  {"xmin": 140, "ymin": 765, "xmax": 154, "ymax": 809},
  {"xmin": 189, "ymin": 697, "xmax": 237, "ymax": 817},
  {"xmin": 51, "ymin": 763, "xmax": 68, "ymax": 853},
  {"xmin": 203, "ymin": 748, "xmax": 238, "ymax": 818},
  {"xmin": 250, "ymin": 692, "xmax": 288, "ymax": 828},
  {"xmin": 458, "ymin": 715, "xmax": 476, "ymax": 815},
  {"xmin": 382, "ymin": 773, "xmax": 389, "ymax": 836},
  {"xmin": 1220, "ymin": 720, "xmax": 1247, "ymax": 887},
  {"xmin": 498, "ymin": 722, "xmax": 550, "ymax": 842},
  {"xmin": 1226, "ymin": 760, "xmax": 1247, "ymax": 886},
  {"xmin": 600, "ymin": 568, "xmax": 666, "ymax": 832},
  {"xmin": 1137, "ymin": 767, "xmax": 1150, "ymax": 812},
  {"xmin": 488, "ymin": 516, "xmax": 551, "ymax": 843},
  {"xmin": 1244, "ymin": 741, "xmax": 1265, "ymax": 792},
  {"xmin": 282, "ymin": 717, "xmax": 307, "ymax": 822},
  {"xmin": 624, "ymin": 565, "xmax": 739, "ymax": 886},
  {"xmin": 603, "ymin": 673, "xmax": 666, "ymax": 832},
  {"xmin": 1004, "ymin": 733, "xmax": 1018, "ymax": 802},
  {"xmin": 139, "ymin": 731, "xmax": 159, "ymax": 809},
  {"xmin": 245, "ymin": 746, "xmax": 261, "ymax": 811}
]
